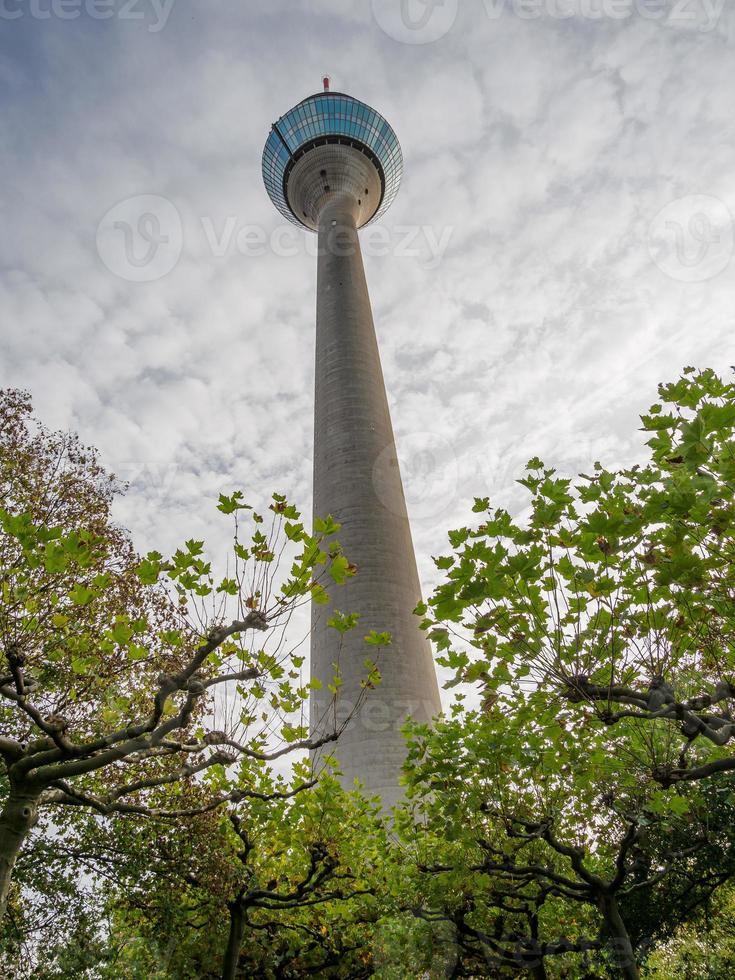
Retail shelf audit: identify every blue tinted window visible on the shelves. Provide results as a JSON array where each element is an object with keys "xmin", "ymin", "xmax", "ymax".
[{"xmin": 262, "ymin": 93, "xmax": 403, "ymax": 229}]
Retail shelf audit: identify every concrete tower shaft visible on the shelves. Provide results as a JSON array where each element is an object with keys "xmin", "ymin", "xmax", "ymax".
[
  {"xmin": 310, "ymin": 194, "xmax": 441, "ymax": 808},
  {"xmin": 262, "ymin": 90, "xmax": 442, "ymax": 808}
]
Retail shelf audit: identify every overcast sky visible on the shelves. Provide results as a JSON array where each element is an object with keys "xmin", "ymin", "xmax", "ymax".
[{"xmin": 2, "ymin": 2, "xmax": 734, "ymax": 672}]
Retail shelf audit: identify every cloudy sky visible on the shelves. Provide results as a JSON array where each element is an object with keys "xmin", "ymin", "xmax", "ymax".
[{"xmin": 2, "ymin": 1, "xmax": 734, "ymax": 684}]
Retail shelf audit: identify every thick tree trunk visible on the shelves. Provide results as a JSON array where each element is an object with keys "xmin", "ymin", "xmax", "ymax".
[
  {"xmin": 221, "ymin": 899, "xmax": 246, "ymax": 980},
  {"xmin": 0, "ymin": 787, "xmax": 40, "ymax": 919},
  {"xmin": 599, "ymin": 894, "xmax": 639, "ymax": 980},
  {"xmin": 529, "ymin": 960, "xmax": 548, "ymax": 980}
]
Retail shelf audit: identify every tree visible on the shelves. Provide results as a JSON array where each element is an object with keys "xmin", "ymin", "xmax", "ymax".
[
  {"xmin": 645, "ymin": 878, "xmax": 735, "ymax": 978},
  {"xmin": 52, "ymin": 774, "xmax": 388, "ymax": 979},
  {"xmin": 9, "ymin": 366, "xmax": 735, "ymax": 977},
  {"xmin": 398, "ymin": 701, "xmax": 735, "ymax": 979},
  {"xmin": 218, "ymin": 786, "xmax": 378, "ymax": 980},
  {"xmin": 0, "ymin": 389, "xmax": 374, "ymax": 926},
  {"xmin": 423, "ymin": 368, "xmax": 735, "ymax": 796},
  {"xmin": 0, "ymin": 824, "xmax": 105, "ymax": 978},
  {"xmin": 406, "ymin": 368, "xmax": 735, "ymax": 977}
]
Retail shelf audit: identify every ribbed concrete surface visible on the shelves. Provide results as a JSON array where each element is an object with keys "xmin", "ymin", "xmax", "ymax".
[
  {"xmin": 310, "ymin": 194, "xmax": 442, "ymax": 810},
  {"xmin": 287, "ymin": 144, "xmax": 382, "ymax": 231}
]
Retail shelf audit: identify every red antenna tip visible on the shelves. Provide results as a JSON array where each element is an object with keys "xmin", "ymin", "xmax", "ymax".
[{"xmin": 322, "ymin": 75, "xmax": 331, "ymax": 92}]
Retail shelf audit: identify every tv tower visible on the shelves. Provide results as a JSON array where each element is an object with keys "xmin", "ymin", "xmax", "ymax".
[{"xmin": 262, "ymin": 80, "xmax": 441, "ymax": 808}]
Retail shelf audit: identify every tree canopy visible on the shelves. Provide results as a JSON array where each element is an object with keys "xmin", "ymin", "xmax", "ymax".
[
  {"xmin": 0, "ymin": 388, "xmax": 379, "ymax": 973},
  {"xmin": 405, "ymin": 366, "xmax": 735, "ymax": 977},
  {"xmin": 3, "ymin": 370, "xmax": 735, "ymax": 978}
]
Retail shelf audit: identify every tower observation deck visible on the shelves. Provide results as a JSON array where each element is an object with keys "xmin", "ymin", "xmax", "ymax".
[{"xmin": 262, "ymin": 83, "xmax": 442, "ymax": 809}]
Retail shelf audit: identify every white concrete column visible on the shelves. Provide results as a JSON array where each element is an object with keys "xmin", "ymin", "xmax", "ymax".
[{"xmin": 310, "ymin": 194, "xmax": 442, "ymax": 809}]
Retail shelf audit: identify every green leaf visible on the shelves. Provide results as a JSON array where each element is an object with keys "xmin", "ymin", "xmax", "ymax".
[
  {"xmin": 284, "ymin": 521, "xmax": 304, "ymax": 541},
  {"xmin": 68, "ymin": 584, "xmax": 95, "ymax": 606},
  {"xmin": 314, "ymin": 515, "xmax": 342, "ymax": 536},
  {"xmin": 364, "ymin": 630, "xmax": 391, "ymax": 647},
  {"xmin": 110, "ymin": 622, "xmax": 133, "ymax": 646},
  {"xmin": 310, "ymin": 583, "xmax": 330, "ymax": 605},
  {"xmin": 217, "ymin": 491, "xmax": 252, "ymax": 514},
  {"xmin": 126, "ymin": 644, "xmax": 148, "ymax": 662},
  {"xmin": 329, "ymin": 555, "xmax": 355, "ymax": 585},
  {"xmin": 136, "ymin": 556, "xmax": 161, "ymax": 584},
  {"xmin": 327, "ymin": 611, "xmax": 360, "ymax": 634}
]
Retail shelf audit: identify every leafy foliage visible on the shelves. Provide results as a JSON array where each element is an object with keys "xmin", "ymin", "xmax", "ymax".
[
  {"xmin": 404, "ymin": 368, "xmax": 735, "ymax": 978},
  {"xmin": 0, "ymin": 389, "xmax": 372, "ymax": 965},
  {"xmin": 5, "ymin": 370, "xmax": 735, "ymax": 978}
]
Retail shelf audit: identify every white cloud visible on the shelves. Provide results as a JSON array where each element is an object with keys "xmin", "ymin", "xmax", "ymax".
[{"xmin": 1, "ymin": 5, "xmax": 735, "ymax": 715}]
